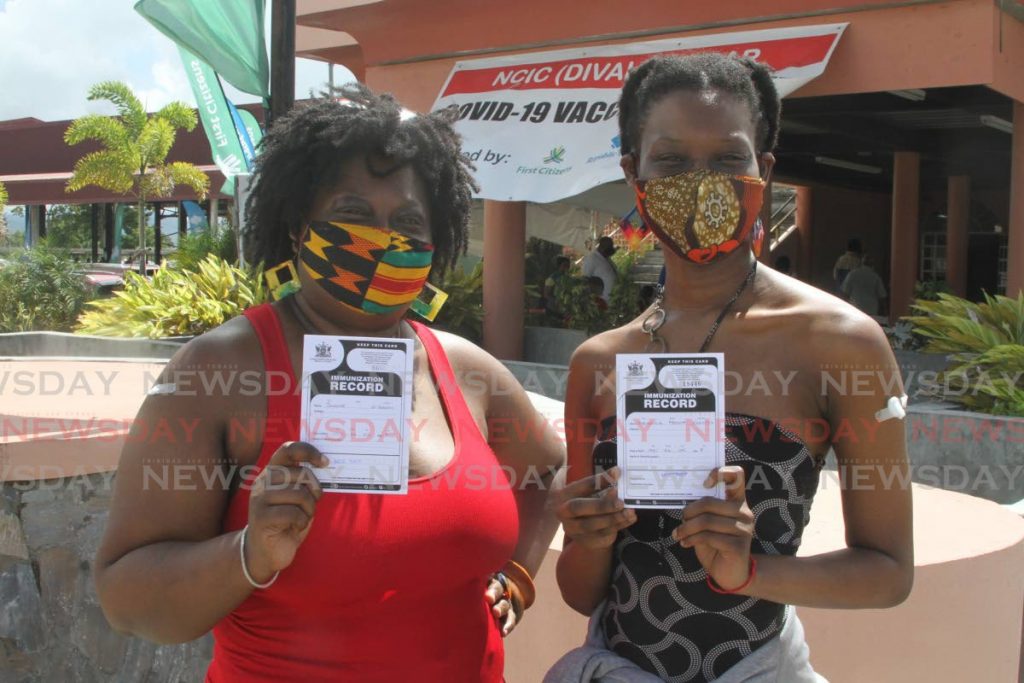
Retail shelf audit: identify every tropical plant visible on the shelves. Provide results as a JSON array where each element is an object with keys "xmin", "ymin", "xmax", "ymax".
[
  {"xmin": 0, "ymin": 180, "xmax": 7, "ymax": 212},
  {"xmin": 904, "ymin": 291, "xmax": 1024, "ymax": 415},
  {"xmin": 905, "ymin": 292, "xmax": 1024, "ymax": 353},
  {"xmin": 64, "ymin": 81, "xmax": 209, "ymax": 274},
  {"xmin": 173, "ymin": 228, "xmax": 239, "ymax": 272},
  {"xmin": 557, "ymin": 274, "xmax": 608, "ymax": 335},
  {"xmin": 0, "ymin": 244, "xmax": 93, "ymax": 332},
  {"xmin": 430, "ymin": 261, "xmax": 484, "ymax": 344},
  {"xmin": 76, "ymin": 254, "xmax": 265, "ymax": 338},
  {"xmin": 914, "ymin": 279, "xmax": 950, "ymax": 302}
]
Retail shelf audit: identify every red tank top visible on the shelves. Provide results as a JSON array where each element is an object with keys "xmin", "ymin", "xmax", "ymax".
[{"xmin": 205, "ymin": 303, "xmax": 519, "ymax": 682}]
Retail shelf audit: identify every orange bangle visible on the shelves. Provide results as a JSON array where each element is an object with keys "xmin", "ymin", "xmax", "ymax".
[
  {"xmin": 501, "ymin": 560, "xmax": 536, "ymax": 610},
  {"xmin": 706, "ymin": 557, "xmax": 757, "ymax": 595}
]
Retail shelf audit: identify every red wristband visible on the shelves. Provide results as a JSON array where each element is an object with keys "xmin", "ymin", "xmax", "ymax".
[{"xmin": 706, "ymin": 557, "xmax": 757, "ymax": 595}]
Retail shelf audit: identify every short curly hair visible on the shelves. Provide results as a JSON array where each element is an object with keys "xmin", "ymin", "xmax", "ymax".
[
  {"xmin": 243, "ymin": 84, "xmax": 477, "ymax": 277},
  {"xmin": 618, "ymin": 53, "xmax": 781, "ymax": 157}
]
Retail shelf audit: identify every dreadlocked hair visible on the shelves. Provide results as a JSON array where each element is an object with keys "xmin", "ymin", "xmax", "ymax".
[
  {"xmin": 618, "ymin": 53, "xmax": 781, "ymax": 157},
  {"xmin": 243, "ymin": 83, "xmax": 478, "ymax": 277}
]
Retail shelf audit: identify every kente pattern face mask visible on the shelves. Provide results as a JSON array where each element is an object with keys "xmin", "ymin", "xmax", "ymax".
[
  {"xmin": 635, "ymin": 169, "xmax": 766, "ymax": 264},
  {"xmin": 299, "ymin": 221, "xmax": 433, "ymax": 315}
]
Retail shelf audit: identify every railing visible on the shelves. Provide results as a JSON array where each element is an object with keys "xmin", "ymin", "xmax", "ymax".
[{"xmin": 768, "ymin": 191, "xmax": 798, "ymax": 253}]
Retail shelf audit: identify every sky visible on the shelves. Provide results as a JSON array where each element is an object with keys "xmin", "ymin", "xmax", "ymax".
[
  {"xmin": 0, "ymin": 0, "xmax": 356, "ymax": 233},
  {"xmin": 0, "ymin": 0, "xmax": 353, "ymax": 122}
]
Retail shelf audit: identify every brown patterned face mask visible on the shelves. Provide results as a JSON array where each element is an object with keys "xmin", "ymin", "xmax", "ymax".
[{"xmin": 635, "ymin": 169, "xmax": 766, "ymax": 264}]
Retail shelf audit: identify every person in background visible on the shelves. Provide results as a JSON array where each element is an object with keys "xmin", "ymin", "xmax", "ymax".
[
  {"xmin": 583, "ymin": 236, "xmax": 618, "ymax": 302},
  {"xmin": 544, "ymin": 256, "xmax": 572, "ymax": 318},
  {"xmin": 842, "ymin": 255, "xmax": 887, "ymax": 317},
  {"xmin": 774, "ymin": 254, "xmax": 792, "ymax": 276},
  {"xmin": 832, "ymin": 238, "xmax": 862, "ymax": 292}
]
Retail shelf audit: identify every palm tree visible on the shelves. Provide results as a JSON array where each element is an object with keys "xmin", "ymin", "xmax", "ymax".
[{"xmin": 65, "ymin": 81, "xmax": 209, "ymax": 273}]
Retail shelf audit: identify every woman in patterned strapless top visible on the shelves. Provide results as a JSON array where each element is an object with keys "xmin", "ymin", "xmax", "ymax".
[{"xmin": 551, "ymin": 53, "xmax": 913, "ymax": 682}]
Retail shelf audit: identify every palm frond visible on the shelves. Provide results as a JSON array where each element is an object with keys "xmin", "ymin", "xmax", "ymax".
[
  {"xmin": 87, "ymin": 81, "xmax": 147, "ymax": 138},
  {"xmin": 166, "ymin": 162, "xmax": 210, "ymax": 200},
  {"xmin": 66, "ymin": 150, "xmax": 136, "ymax": 194},
  {"xmin": 63, "ymin": 114, "xmax": 130, "ymax": 150},
  {"xmin": 137, "ymin": 117, "xmax": 176, "ymax": 168},
  {"xmin": 155, "ymin": 101, "xmax": 198, "ymax": 132}
]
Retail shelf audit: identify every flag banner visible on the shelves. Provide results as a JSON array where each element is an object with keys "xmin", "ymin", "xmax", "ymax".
[
  {"xmin": 135, "ymin": 0, "xmax": 269, "ymax": 97},
  {"xmin": 432, "ymin": 23, "xmax": 846, "ymax": 203},
  {"xmin": 179, "ymin": 46, "xmax": 250, "ymax": 195},
  {"xmin": 230, "ymin": 104, "xmax": 263, "ymax": 166}
]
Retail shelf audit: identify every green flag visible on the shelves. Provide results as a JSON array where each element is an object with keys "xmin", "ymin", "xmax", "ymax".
[
  {"xmin": 179, "ymin": 46, "xmax": 250, "ymax": 195},
  {"xmin": 135, "ymin": 0, "xmax": 269, "ymax": 98}
]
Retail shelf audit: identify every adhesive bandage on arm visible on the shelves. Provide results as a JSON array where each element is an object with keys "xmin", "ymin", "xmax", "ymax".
[{"xmin": 875, "ymin": 395, "xmax": 908, "ymax": 422}]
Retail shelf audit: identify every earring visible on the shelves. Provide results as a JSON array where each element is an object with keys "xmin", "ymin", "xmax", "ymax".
[
  {"xmin": 409, "ymin": 282, "xmax": 449, "ymax": 321},
  {"xmin": 751, "ymin": 219, "xmax": 765, "ymax": 258},
  {"xmin": 266, "ymin": 260, "xmax": 301, "ymax": 300}
]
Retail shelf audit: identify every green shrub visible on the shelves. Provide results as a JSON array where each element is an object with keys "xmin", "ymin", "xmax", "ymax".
[
  {"xmin": 173, "ymin": 228, "xmax": 238, "ymax": 272},
  {"xmin": 76, "ymin": 254, "xmax": 266, "ymax": 338},
  {"xmin": 0, "ymin": 245, "xmax": 92, "ymax": 332},
  {"xmin": 904, "ymin": 291, "xmax": 1024, "ymax": 415},
  {"xmin": 430, "ymin": 262, "xmax": 484, "ymax": 343}
]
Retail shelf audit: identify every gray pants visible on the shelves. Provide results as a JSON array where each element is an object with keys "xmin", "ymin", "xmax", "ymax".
[{"xmin": 543, "ymin": 603, "xmax": 827, "ymax": 683}]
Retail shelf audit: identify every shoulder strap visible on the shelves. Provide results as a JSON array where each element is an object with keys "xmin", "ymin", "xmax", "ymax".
[
  {"xmin": 408, "ymin": 321, "xmax": 483, "ymax": 446},
  {"xmin": 243, "ymin": 303, "xmax": 299, "ymax": 422}
]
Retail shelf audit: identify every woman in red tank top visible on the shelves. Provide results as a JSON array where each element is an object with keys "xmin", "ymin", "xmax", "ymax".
[{"xmin": 94, "ymin": 86, "xmax": 565, "ymax": 682}]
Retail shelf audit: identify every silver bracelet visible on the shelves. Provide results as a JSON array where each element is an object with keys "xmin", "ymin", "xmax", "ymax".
[{"xmin": 239, "ymin": 524, "xmax": 280, "ymax": 589}]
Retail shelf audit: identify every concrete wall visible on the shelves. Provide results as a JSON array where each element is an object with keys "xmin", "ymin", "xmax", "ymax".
[
  {"xmin": 905, "ymin": 404, "xmax": 1024, "ymax": 504},
  {"xmin": 0, "ymin": 332, "xmax": 183, "ymax": 360},
  {"xmin": 0, "ymin": 475, "xmax": 212, "ymax": 682},
  {"xmin": 523, "ymin": 326, "xmax": 587, "ymax": 367},
  {"xmin": 503, "ymin": 361, "xmax": 570, "ymax": 401}
]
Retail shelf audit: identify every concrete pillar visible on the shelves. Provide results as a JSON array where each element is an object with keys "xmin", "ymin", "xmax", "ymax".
[
  {"xmin": 890, "ymin": 151, "xmax": 921, "ymax": 319},
  {"xmin": 210, "ymin": 196, "xmax": 220, "ymax": 236},
  {"xmin": 1008, "ymin": 101, "xmax": 1024, "ymax": 298},
  {"xmin": 90, "ymin": 203, "xmax": 100, "ymax": 262},
  {"xmin": 795, "ymin": 186, "xmax": 813, "ymax": 281},
  {"xmin": 482, "ymin": 200, "xmax": 526, "ymax": 360},
  {"xmin": 946, "ymin": 175, "xmax": 970, "ymax": 298},
  {"xmin": 25, "ymin": 205, "xmax": 45, "ymax": 247}
]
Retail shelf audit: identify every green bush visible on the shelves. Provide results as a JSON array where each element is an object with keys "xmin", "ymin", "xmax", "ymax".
[
  {"xmin": 430, "ymin": 262, "xmax": 484, "ymax": 344},
  {"xmin": 173, "ymin": 228, "xmax": 238, "ymax": 271},
  {"xmin": 76, "ymin": 254, "xmax": 266, "ymax": 338},
  {"xmin": 904, "ymin": 291, "xmax": 1024, "ymax": 415},
  {"xmin": 0, "ymin": 245, "xmax": 92, "ymax": 332}
]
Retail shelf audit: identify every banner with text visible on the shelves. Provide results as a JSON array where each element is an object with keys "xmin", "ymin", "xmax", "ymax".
[
  {"xmin": 179, "ymin": 46, "xmax": 253, "ymax": 195},
  {"xmin": 432, "ymin": 24, "xmax": 846, "ymax": 203}
]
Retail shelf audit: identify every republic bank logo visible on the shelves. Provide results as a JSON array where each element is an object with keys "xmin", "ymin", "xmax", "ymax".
[{"xmin": 543, "ymin": 145, "xmax": 566, "ymax": 164}]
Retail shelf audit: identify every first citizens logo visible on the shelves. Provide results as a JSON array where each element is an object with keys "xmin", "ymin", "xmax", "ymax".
[
  {"xmin": 543, "ymin": 146, "xmax": 567, "ymax": 164},
  {"xmin": 516, "ymin": 145, "xmax": 573, "ymax": 176}
]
